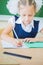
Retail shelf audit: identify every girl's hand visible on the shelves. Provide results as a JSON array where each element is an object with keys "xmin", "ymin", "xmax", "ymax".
[
  {"xmin": 23, "ymin": 38, "xmax": 30, "ymax": 42},
  {"xmin": 15, "ymin": 39, "xmax": 23, "ymax": 47},
  {"xmin": 23, "ymin": 38, "xmax": 37, "ymax": 42}
]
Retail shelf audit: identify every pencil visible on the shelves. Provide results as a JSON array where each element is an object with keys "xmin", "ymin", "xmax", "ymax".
[{"xmin": 13, "ymin": 29, "xmax": 18, "ymax": 39}]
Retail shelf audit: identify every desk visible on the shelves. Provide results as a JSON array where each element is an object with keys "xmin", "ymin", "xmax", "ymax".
[{"xmin": 0, "ymin": 39, "xmax": 43, "ymax": 65}]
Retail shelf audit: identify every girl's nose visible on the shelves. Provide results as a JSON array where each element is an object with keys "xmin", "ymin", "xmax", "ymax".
[{"xmin": 25, "ymin": 16, "xmax": 29, "ymax": 21}]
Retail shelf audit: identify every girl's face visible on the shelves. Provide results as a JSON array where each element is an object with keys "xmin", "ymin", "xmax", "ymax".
[{"xmin": 19, "ymin": 5, "xmax": 35, "ymax": 26}]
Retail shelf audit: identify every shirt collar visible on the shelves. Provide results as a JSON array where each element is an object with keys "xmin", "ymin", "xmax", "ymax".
[
  {"xmin": 30, "ymin": 20, "xmax": 34, "ymax": 28},
  {"xmin": 15, "ymin": 16, "xmax": 34, "ymax": 28},
  {"xmin": 15, "ymin": 17, "xmax": 22, "ymax": 24}
]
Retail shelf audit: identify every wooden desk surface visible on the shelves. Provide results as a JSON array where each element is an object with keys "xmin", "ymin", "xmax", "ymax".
[{"xmin": 0, "ymin": 39, "xmax": 43, "ymax": 65}]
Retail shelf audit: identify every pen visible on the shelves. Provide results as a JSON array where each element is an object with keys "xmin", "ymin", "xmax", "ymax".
[
  {"xmin": 13, "ymin": 29, "xmax": 18, "ymax": 39},
  {"xmin": 3, "ymin": 52, "xmax": 32, "ymax": 59}
]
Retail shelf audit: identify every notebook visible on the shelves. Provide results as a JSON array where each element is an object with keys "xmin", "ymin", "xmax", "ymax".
[{"xmin": 24, "ymin": 42, "xmax": 43, "ymax": 48}]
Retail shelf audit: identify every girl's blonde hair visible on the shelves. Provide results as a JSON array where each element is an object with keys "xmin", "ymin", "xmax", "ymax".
[{"xmin": 18, "ymin": 0, "xmax": 36, "ymax": 12}]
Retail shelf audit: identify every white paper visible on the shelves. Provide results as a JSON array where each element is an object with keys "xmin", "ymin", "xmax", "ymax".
[{"xmin": 1, "ymin": 40, "xmax": 28, "ymax": 48}]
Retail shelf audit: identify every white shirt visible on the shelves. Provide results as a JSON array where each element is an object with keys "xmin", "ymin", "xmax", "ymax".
[{"xmin": 8, "ymin": 16, "xmax": 43, "ymax": 33}]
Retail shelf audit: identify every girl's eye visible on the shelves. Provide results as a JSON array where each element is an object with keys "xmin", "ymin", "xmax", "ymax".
[
  {"xmin": 28, "ymin": 15, "xmax": 32, "ymax": 16},
  {"xmin": 23, "ymin": 14, "xmax": 32, "ymax": 17},
  {"xmin": 23, "ymin": 14, "xmax": 26, "ymax": 16}
]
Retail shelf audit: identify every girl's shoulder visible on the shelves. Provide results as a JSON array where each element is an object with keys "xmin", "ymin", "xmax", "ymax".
[
  {"xmin": 8, "ymin": 16, "xmax": 15, "ymax": 28},
  {"xmin": 8, "ymin": 15, "xmax": 21, "ymax": 28},
  {"xmin": 34, "ymin": 18, "xmax": 43, "ymax": 32}
]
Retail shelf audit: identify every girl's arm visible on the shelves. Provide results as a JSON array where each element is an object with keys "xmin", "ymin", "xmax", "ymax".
[
  {"xmin": 1, "ymin": 23, "xmax": 23, "ymax": 46},
  {"xmin": 24, "ymin": 29, "xmax": 43, "ymax": 42},
  {"xmin": 23, "ymin": 37, "xmax": 43, "ymax": 42}
]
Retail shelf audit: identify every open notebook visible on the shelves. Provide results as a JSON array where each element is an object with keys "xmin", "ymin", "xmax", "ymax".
[{"xmin": 1, "ymin": 40, "xmax": 43, "ymax": 48}]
